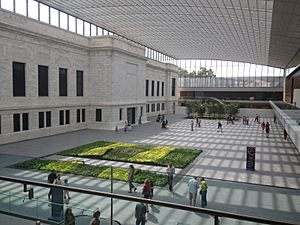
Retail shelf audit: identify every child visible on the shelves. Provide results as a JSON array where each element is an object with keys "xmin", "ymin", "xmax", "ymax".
[{"xmin": 64, "ymin": 179, "xmax": 71, "ymax": 200}]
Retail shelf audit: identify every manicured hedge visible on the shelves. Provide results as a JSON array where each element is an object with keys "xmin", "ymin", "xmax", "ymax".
[
  {"xmin": 128, "ymin": 146, "xmax": 175, "ymax": 163},
  {"xmin": 156, "ymin": 148, "xmax": 201, "ymax": 168},
  {"xmin": 102, "ymin": 145, "xmax": 151, "ymax": 161},
  {"xmin": 16, "ymin": 159, "xmax": 107, "ymax": 177},
  {"xmin": 59, "ymin": 141, "xmax": 113, "ymax": 157},
  {"xmin": 14, "ymin": 159, "xmax": 168, "ymax": 187},
  {"xmin": 58, "ymin": 141, "xmax": 201, "ymax": 168},
  {"xmin": 98, "ymin": 167, "xmax": 167, "ymax": 187}
]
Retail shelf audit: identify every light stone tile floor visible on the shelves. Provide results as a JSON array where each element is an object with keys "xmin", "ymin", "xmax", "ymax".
[{"xmin": 0, "ymin": 115, "xmax": 300, "ymax": 225}]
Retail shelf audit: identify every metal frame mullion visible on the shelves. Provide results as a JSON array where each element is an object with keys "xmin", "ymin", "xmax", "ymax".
[{"xmin": 13, "ymin": 0, "xmax": 16, "ymax": 13}]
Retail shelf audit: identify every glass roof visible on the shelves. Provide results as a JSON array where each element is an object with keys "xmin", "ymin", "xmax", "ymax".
[{"xmin": 31, "ymin": 0, "xmax": 300, "ymax": 68}]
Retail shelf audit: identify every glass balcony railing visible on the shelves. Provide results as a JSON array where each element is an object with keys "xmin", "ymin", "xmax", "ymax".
[{"xmin": 0, "ymin": 174, "xmax": 297, "ymax": 225}]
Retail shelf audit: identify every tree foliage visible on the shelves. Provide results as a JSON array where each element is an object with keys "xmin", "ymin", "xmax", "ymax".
[
  {"xmin": 225, "ymin": 103, "xmax": 239, "ymax": 116},
  {"xmin": 185, "ymin": 101, "xmax": 239, "ymax": 119},
  {"xmin": 179, "ymin": 67, "xmax": 216, "ymax": 78}
]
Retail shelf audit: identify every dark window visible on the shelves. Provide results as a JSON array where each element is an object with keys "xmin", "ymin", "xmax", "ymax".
[
  {"xmin": 46, "ymin": 111, "xmax": 51, "ymax": 127},
  {"xmin": 38, "ymin": 65, "xmax": 48, "ymax": 96},
  {"xmin": 59, "ymin": 110, "xmax": 64, "ymax": 125},
  {"xmin": 39, "ymin": 112, "xmax": 44, "ymax": 128},
  {"xmin": 13, "ymin": 114, "xmax": 20, "ymax": 132},
  {"xmin": 157, "ymin": 81, "xmax": 160, "ymax": 96},
  {"xmin": 76, "ymin": 109, "xmax": 80, "ymax": 123},
  {"xmin": 151, "ymin": 80, "xmax": 155, "ymax": 96},
  {"xmin": 119, "ymin": 108, "xmax": 123, "ymax": 121},
  {"xmin": 76, "ymin": 70, "xmax": 84, "ymax": 96},
  {"xmin": 171, "ymin": 78, "xmax": 176, "ymax": 96},
  {"xmin": 151, "ymin": 104, "xmax": 155, "ymax": 112},
  {"xmin": 65, "ymin": 110, "xmax": 70, "ymax": 124},
  {"xmin": 162, "ymin": 82, "xmax": 164, "ymax": 96},
  {"xmin": 96, "ymin": 109, "xmax": 102, "ymax": 122},
  {"xmin": 146, "ymin": 104, "xmax": 149, "ymax": 113},
  {"xmin": 145, "ymin": 80, "xmax": 149, "ymax": 96},
  {"xmin": 13, "ymin": 62, "xmax": 25, "ymax": 96},
  {"xmin": 59, "ymin": 68, "xmax": 67, "ymax": 96},
  {"xmin": 162, "ymin": 103, "xmax": 165, "ymax": 111},
  {"xmin": 22, "ymin": 113, "xmax": 29, "ymax": 130},
  {"xmin": 157, "ymin": 103, "xmax": 160, "ymax": 111},
  {"xmin": 82, "ymin": 109, "xmax": 86, "ymax": 122}
]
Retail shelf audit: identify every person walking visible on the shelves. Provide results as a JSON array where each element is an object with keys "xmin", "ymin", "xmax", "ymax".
[
  {"xmin": 149, "ymin": 179, "xmax": 154, "ymax": 201},
  {"xmin": 128, "ymin": 165, "xmax": 137, "ymax": 193},
  {"xmin": 265, "ymin": 122, "xmax": 270, "ymax": 138},
  {"xmin": 261, "ymin": 121, "xmax": 266, "ymax": 133},
  {"xmin": 284, "ymin": 129, "xmax": 288, "ymax": 140},
  {"xmin": 47, "ymin": 170, "xmax": 57, "ymax": 200},
  {"xmin": 167, "ymin": 164, "xmax": 175, "ymax": 191},
  {"xmin": 53, "ymin": 174, "xmax": 62, "ymax": 185},
  {"xmin": 191, "ymin": 120, "xmax": 194, "ymax": 131},
  {"xmin": 124, "ymin": 121, "xmax": 128, "ymax": 132},
  {"xmin": 64, "ymin": 208, "xmax": 75, "ymax": 225},
  {"xmin": 274, "ymin": 115, "xmax": 277, "ymax": 123},
  {"xmin": 217, "ymin": 120, "xmax": 222, "ymax": 132},
  {"xmin": 89, "ymin": 211, "xmax": 100, "ymax": 225},
  {"xmin": 142, "ymin": 179, "xmax": 151, "ymax": 212},
  {"xmin": 135, "ymin": 202, "xmax": 146, "ymax": 225},
  {"xmin": 200, "ymin": 178, "xmax": 208, "ymax": 207},
  {"xmin": 64, "ymin": 179, "xmax": 71, "ymax": 201},
  {"xmin": 188, "ymin": 177, "xmax": 199, "ymax": 206}
]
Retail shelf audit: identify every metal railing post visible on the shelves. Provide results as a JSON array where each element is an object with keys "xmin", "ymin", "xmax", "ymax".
[
  {"xmin": 110, "ymin": 166, "xmax": 113, "ymax": 225},
  {"xmin": 214, "ymin": 215, "xmax": 220, "ymax": 225},
  {"xmin": 8, "ymin": 192, "xmax": 11, "ymax": 212},
  {"xmin": 36, "ymin": 197, "xmax": 39, "ymax": 218}
]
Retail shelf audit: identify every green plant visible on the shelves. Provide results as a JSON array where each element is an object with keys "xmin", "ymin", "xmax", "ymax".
[
  {"xmin": 225, "ymin": 103, "xmax": 239, "ymax": 117},
  {"xmin": 134, "ymin": 170, "xmax": 168, "ymax": 187},
  {"xmin": 128, "ymin": 146, "xmax": 175, "ymax": 163},
  {"xmin": 59, "ymin": 141, "xmax": 113, "ymax": 156},
  {"xmin": 156, "ymin": 148, "xmax": 201, "ymax": 168},
  {"xmin": 195, "ymin": 102, "xmax": 206, "ymax": 117},
  {"xmin": 79, "ymin": 142, "xmax": 137, "ymax": 158},
  {"xmin": 57, "ymin": 141, "xmax": 201, "ymax": 168},
  {"xmin": 15, "ymin": 159, "xmax": 107, "ymax": 177},
  {"xmin": 14, "ymin": 159, "xmax": 168, "ymax": 187},
  {"xmin": 102, "ymin": 145, "xmax": 151, "ymax": 161},
  {"xmin": 186, "ymin": 102, "xmax": 196, "ymax": 117}
]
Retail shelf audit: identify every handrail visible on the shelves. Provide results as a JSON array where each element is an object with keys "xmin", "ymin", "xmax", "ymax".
[
  {"xmin": 57, "ymin": 215, "xmax": 122, "ymax": 225},
  {"xmin": 0, "ymin": 175, "xmax": 297, "ymax": 225}
]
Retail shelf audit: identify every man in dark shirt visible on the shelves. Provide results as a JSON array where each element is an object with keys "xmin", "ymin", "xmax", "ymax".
[
  {"xmin": 47, "ymin": 170, "xmax": 57, "ymax": 200},
  {"xmin": 135, "ymin": 202, "xmax": 146, "ymax": 225}
]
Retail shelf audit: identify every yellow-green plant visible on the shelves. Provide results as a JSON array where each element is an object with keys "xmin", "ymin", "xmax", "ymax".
[
  {"xmin": 98, "ymin": 167, "xmax": 128, "ymax": 180},
  {"xmin": 128, "ymin": 146, "xmax": 174, "ymax": 163},
  {"xmin": 41, "ymin": 161, "xmax": 80, "ymax": 173},
  {"xmin": 79, "ymin": 142, "xmax": 137, "ymax": 157}
]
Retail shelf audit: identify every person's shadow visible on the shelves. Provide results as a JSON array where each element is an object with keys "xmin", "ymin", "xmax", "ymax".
[{"xmin": 147, "ymin": 212, "xmax": 159, "ymax": 223}]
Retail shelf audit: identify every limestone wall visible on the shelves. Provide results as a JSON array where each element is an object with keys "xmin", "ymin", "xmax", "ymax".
[{"xmin": 0, "ymin": 9, "xmax": 177, "ymax": 144}]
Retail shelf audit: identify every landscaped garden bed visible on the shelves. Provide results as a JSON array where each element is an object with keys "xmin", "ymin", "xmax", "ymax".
[
  {"xmin": 58, "ymin": 141, "xmax": 201, "ymax": 168},
  {"xmin": 15, "ymin": 159, "xmax": 168, "ymax": 186},
  {"xmin": 14, "ymin": 141, "xmax": 201, "ymax": 187}
]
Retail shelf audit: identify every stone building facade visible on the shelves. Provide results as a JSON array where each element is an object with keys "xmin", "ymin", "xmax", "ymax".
[{"xmin": 0, "ymin": 9, "xmax": 178, "ymax": 145}]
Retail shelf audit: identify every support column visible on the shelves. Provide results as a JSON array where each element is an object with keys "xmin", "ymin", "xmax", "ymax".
[{"xmin": 283, "ymin": 69, "xmax": 286, "ymax": 102}]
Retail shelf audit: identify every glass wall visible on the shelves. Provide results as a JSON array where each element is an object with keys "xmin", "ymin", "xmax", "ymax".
[{"xmin": 177, "ymin": 59, "xmax": 284, "ymax": 88}]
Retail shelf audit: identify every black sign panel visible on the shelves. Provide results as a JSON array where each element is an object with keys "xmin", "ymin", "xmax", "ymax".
[{"xmin": 246, "ymin": 147, "xmax": 255, "ymax": 171}]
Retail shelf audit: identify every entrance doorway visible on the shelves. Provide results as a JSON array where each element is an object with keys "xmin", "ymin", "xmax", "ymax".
[{"xmin": 127, "ymin": 107, "xmax": 136, "ymax": 125}]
